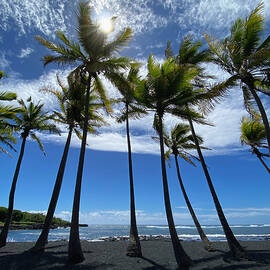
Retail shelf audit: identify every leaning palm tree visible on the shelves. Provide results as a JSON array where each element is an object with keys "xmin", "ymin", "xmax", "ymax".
[
  {"xmin": 158, "ymin": 123, "xmax": 214, "ymax": 251},
  {"xmin": 0, "ymin": 98, "xmax": 59, "ymax": 247},
  {"xmin": 166, "ymin": 36, "xmax": 246, "ymax": 258},
  {"xmin": 108, "ymin": 65, "xmax": 146, "ymax": 257},
  {"xmin": 31, "ymin": 75, "xmax": 107, "ymax": 252},
  {"xmin": 135, "ymin": 54, "xmax": 211, "ymax": 269},
  {"xmin": 241, "ymin": 115, "xmax": 270, "ymax": 173},
  {"xmin": 35, "ymin": 1, "xmax": 132, "ymax": 263},
  {"xmin": 204, "ymin": 3, "xmax": 270, "ymax": 155}
]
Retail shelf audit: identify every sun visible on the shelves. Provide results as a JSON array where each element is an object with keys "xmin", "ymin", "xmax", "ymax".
[{"xmin": 98, "ymin": 18, "xmax": 113, "ymax": 34}]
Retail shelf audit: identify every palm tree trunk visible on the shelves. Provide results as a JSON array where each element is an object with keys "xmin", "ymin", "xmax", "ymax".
[
  {"xmin": 253, "ymin": 147, "xmax": 270, "ymax": 174},
  {"xmin": 31, "ymin": 127, "xmax": 73, "ymax": 252},
  {"xmin": 125, "ymin": 103, "xmax": 142, "ymax": 257},
  {"xmin": 249, "ymin": 87, "xmax": 270, "ymax": 156},
  {"xmin": 158, "ymin": 114, "xmax": 192, "ymax": 269},
  {"xmin": 0, "ymin": 136, "xmax": 27, "ymax": 247},
  {"xmin": 187, "ymin": 116, "xmax": 246, "ymax": 258},
  {"xmin": 174, "ymin": 154, "xmax": 214, "ymax": 251},
  {"xmin": 68, "ymin": 76, "xmax": 92, "ymax": 264}
]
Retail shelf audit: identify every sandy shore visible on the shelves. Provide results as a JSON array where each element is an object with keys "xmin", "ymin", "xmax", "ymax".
[{"xmin": 0, "ymin": 240, "xmax": 270, "ymax": 269}]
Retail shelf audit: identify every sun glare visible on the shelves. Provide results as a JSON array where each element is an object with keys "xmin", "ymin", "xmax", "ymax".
[{"xmin": 99, "ymin": 18, "xmax": 113, "ymax": 34}]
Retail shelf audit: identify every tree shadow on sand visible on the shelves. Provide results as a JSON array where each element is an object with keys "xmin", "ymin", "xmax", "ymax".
[
  {"xmin": 141, "ymin": 256, "xmax": 173, "ymax": 270},
  {"xmin": 0, "ymin": 249, "xmax": 114, "ymax": 270},
  {"xmin": 192, "ymin": 248, "xmax": 270, "ymax": 270}
]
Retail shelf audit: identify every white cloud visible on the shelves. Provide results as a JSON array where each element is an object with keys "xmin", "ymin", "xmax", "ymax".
[
  {"xmin": 159, "ymin": 0, "xmax": 270, "ymax": 38},
  {"xmin": 1, "ymin": 62, "xmax": 256, "ymax": 156},
  {"xmin": 0, "ymin": 0, "xmax": 69, "ymax": 36},
  {"xmin": 52, "ymin": 206, "xmax": 270, "ymax": 225},
  {"xmin": 0, "ymin": 52, "xmax": 11, "ymax": 70},
  {"xmin": 1, "ymin": 0, "xmax": 269, "ymax": 42},
  {"xmin": 18, "ymin": 48, "xmax": 34, "ymax": 58}
]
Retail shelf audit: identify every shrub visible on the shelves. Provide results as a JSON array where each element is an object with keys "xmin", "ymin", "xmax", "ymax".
[
  {"xmin": 0, "ymin": 207, "xmax": 8, "ymax": 222},
  {"xmin": 12, "ymin": 210, "xmax": 23, "ymax": 222}
]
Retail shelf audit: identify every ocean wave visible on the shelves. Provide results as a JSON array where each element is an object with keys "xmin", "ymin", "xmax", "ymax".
[{"xmin": 145, "ymin": 226, "xmax": 168, "ymax": 229}]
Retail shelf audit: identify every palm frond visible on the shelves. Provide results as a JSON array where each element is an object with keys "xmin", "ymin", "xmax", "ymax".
[
  {"xmin": 102, "ymin": 28, "xmax": 133, "ymax": 57},
  {"xmin": 30, "ymin": 132, "xmax": 45, "ymax": 155}
]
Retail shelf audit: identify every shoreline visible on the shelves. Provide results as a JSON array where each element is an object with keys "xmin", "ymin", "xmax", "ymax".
[{"xmin": 1, "ymin": 240, "xmax": 270, "ymax": 269}]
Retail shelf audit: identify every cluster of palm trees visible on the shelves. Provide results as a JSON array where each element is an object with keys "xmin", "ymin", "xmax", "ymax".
[{"xmin": 0, "ymin": 1, "xmax": 269, "ymax": 269}]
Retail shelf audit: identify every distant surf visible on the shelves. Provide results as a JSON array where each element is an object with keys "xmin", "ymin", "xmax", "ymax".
[{"xmin": 6, "ymin": 224, "xmax": 270, "ymax": 242}]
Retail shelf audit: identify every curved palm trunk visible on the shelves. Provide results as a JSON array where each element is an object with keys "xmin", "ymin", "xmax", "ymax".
[
  {"xmin": 68, "ymin": 76, "xmax": 92, "ymax": 264},
  {"xmin": 158, "ymin": 114, "xmax": 192, "ymax": 269},
  {"xmin": 125, "ymin": 104, "xmax": 142, "ymax": 257},
  {"xmin": 187, "ymin": 116, "xmax": 246, "ymax": 258},
  {"xmin": 174, "ymin": 154, "xmax": 214, "ymax": 251},
  {"xmin": 249, "ymin": 87, "xmax": 270, "ymax": 155},
  {"xmin": 253, "ymin": 147, "xmax": 270, "ymax": 174},
  {"xmin": 0, "ymin": 136, "xmax": 27, "ymax": 247},
  {"xmin": 31, "ymin": 127, "xmax": 73, "ymax": 252}
]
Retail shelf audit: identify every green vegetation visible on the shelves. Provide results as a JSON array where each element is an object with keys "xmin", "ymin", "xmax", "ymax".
[{"xmin": 0, "ymin": 207, "xmax": 70, "ymax": 227}]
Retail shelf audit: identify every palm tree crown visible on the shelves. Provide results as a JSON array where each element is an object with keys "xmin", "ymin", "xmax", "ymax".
[
  {"xmin": 204, "ymin": 3, "xmax": 270, "ymax": 154},
  {"xmin": 14, "ymin": 98, "xmax": 59, "ymax": 150},
  {"xmin": 35, "ymin": 1, "xmax": 133, "ymax": 263}
]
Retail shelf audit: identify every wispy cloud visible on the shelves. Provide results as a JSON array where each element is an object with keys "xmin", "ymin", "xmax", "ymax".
[
  {"xmin": 0, "ymin": 52, "xmax": 11, "ymax": 70},
  {"xmin": 0, "ymin": 0, "xmax": 69, "ymax": 36},
  {"xmin": 18, "ymin": 48, "xmax": 34, "ymax": 58},
  {"xmin": 1, "ymin": 64, "xmax": 253, "ymax": 156}
]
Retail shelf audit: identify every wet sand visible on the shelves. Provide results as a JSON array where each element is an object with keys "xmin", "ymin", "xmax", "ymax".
[{"xmin": 0, "ymin": 240, "xmax": 270, "ymax": 269}]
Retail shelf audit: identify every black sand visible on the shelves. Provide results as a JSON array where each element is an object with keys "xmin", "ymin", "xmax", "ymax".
[{"xmin": 0, "ymin": 240, "xmax": 270, "ymax": 269}]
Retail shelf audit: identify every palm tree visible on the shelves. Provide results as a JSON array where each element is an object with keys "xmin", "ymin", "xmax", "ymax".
[
  {"xmin": 35, "ymin": 1, "xmax": 132, "ymax": 263},
  {"xmin": 158, "ymin": 123, "xmax": 214, "ymax": 251},
  {"xmin": 135, "ymin": 54, "xmax": 211, "ymax": 269},
  {"xmin": 204, "ymin": 3, "xmax": 270, "ymax": 155},
  {"xmin": 0, "ymin": 121, "xmax": 16, "ymax": 156},
  {"xmin": 241, "ymin": 115, "xmax": 270, "ymax": 173},
  {"xmin": 0, "ymin": 91, "xmax": 19, "ymax": 156},
  {"xmin": 167, "ymin": 36, "xmax": 246, "ymax": 258},
  {"xmin": 0, "ymin": 98, "xmax": 59, "ymax": 247},
  {"xmin": 108, "ymin": 65, "xmax": 146, "ymax": 257},
  {"xmin": 31, "ymin": 75, "xmax": 107, "ymax": 252}
]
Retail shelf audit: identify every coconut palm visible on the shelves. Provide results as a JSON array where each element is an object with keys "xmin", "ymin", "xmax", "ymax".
[
  {"xmin": 157, "ymin": 123, "xmax": 214, "ymax": 251},
  {"xmin": 204, "ymin": 3, "xmax": 270, "ymax": 155},
  {"xmin": 108, "ymin": 65, "xmax": 146, "ymax": 257},
  {"xmin": 0, "ymin": 73, "xmax": 20, "ymax": 155},
  {"xmin": 0, "ymin": 91, "xmax": 19, "ymax": 156},
  {"xmin": 135, "ymin": 54, "xmax": 212, "ymax": 269},
  {"xmin": 0, "ymin": 121, "xmax": 16, "ymax": 156},
  {"xmin": 31, "ymin": 75, "xmax": 107, "ymax": 252},
  {"xmin": 241, "ymin": 115, "xmax": 270, "ymax": 173},
  {"xmin": 0, "ymin": 98, "xmax": 59, "ymax": 247},
  {"xmin": 166, "ymin": 36, "xmax": 246, "ymax": 258},
  {"xmin": 35, "ymin": 1, "xmax": 132, "ymax": 263}
]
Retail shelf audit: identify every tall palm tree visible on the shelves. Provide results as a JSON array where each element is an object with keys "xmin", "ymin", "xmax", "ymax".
[
  {"xmin": 158, "ymin": 123, "xmax": 214, "ymax": 251},
  {"xmin": 136, "ymin": 54, "xmax": 211, "ymax": 269},
  {"xmin": 35, "ymin": 1, "xmax": 132, "ymax": 263},
  {"xmin": 166, "ymin": 36, "xmax": 246, "ymax": 258},
  {"xmin": 0, "ymin": 98, "xmax": 59, "ymax": 247},
  {"xmin": 31, "ymin": 75, "xmax": 107, "ymax": 252},
  {"xmin": 204, "ymin": 3, "xmax": 270, "ymax": 155},
  {"xmin": 108, "ymin": 65, "xmax": 146, "ymax": 257},
  {"xmin": 240, "ymin": 115, "xmax": 270, "ymax": 173}
]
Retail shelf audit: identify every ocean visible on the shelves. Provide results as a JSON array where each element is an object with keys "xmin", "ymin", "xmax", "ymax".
[{"xmin": 6, "ymin": 224, "xmax": 270, "ymax": 242}]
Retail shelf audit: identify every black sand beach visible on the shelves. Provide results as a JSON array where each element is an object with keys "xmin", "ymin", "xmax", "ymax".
[{"xmin": 0, "ymin": 240, "xmax": 270, "ymax": 270}]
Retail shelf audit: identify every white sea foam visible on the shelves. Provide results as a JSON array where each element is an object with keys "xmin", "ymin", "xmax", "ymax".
[{"xmin": 145, "ymin": 226, "xmax": 168, "ymax": 229}]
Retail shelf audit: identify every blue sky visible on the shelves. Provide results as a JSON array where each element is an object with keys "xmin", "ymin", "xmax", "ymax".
[{"xmin": 0, "ymin": 0, "xmax": 270, "ymax": 225}]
